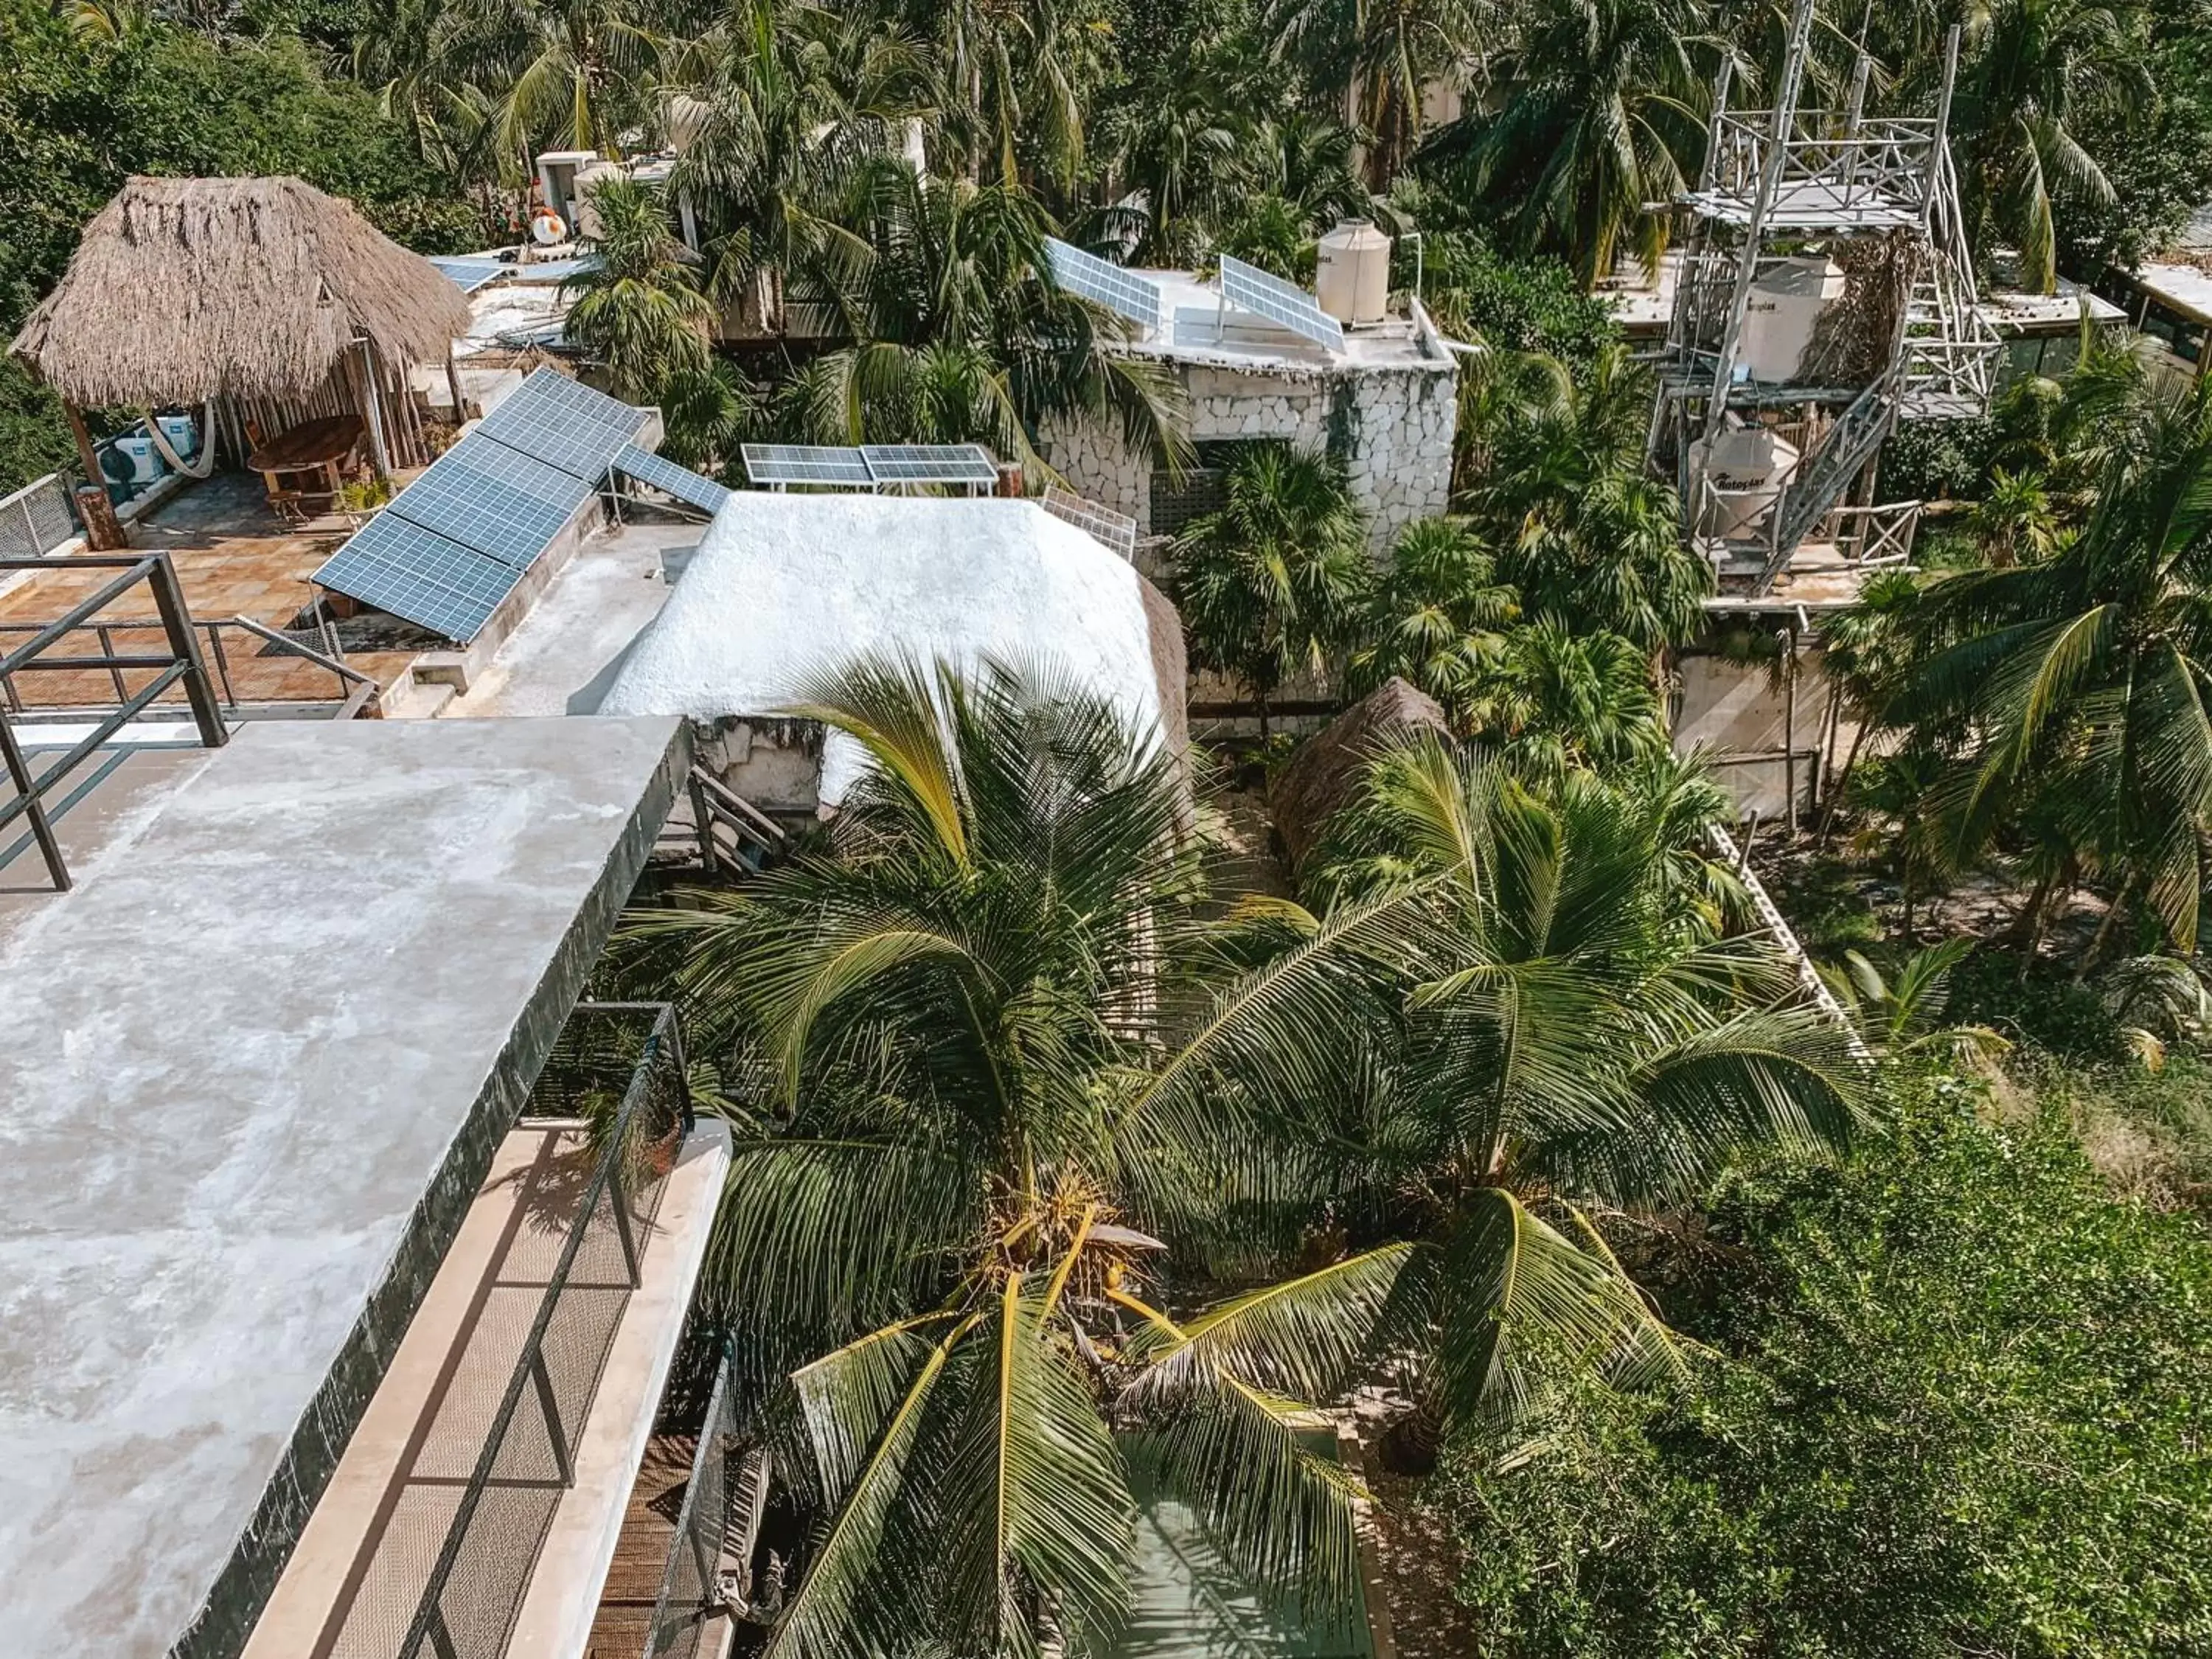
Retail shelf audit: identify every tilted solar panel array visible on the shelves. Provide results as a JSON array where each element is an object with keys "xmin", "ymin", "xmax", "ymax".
[
  {"xmin": 1217, "ymin": 254, "xmax": 1346, "ymax": 353},
  {"xmin": 740, "ymin": 443, "xmax": 1001, "ymax": 490},
  {"xmin": 741, "ymin": 445, "xmax": 877, "ymax": 487},
  {"xmin": 612, "ymin": 444, "xmax": 731, "ymax": 513},
  {"xmin": 859, "ymin": 444, "xmax": 1000, "ymax": 487},
  {"xmin": 1043, "ymin": 237, "xmax": 1163, "ymax": 335},
  {"xmin": 312, "ymin": 369, "xmax": 650, "ymax": 642},
  {"xmin": 428, "ymin": 256, "xmax": 509, "ymax": 294}
]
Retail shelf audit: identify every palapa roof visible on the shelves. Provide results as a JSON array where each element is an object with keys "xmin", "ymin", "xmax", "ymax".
[
  {"xmin": 1271, "ymin": 677, "xmax": 1449, "ymax": 873},
  {"xmin": 11, "ymin": 175, "xmax": 474, "ymax": 406}
]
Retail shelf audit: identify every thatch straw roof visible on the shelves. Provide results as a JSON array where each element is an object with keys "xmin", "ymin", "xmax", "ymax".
[
  {"xmin": 1271, "ymin": 678, "xmax": 1450, "ymax": 873},
  {"xmin": 11, "ymin": 175, "xmax": 474, "ymax": 406}
]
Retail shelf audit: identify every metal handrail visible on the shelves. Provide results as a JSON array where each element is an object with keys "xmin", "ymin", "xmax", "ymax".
[
  {"xmin": 641, "ymin": 1349, "xmax": 740, "ymax": 1659},
  {"xmin": 0, "ymin": 552, "xmax": 225, "ymax": 891},
  {"xmin": 0, "ymin": 610, "xmax": 378, "ymax": 720},
  {"xmin": 402, "ymin": 1003, "xmax": 691, "ymax": 1659}
]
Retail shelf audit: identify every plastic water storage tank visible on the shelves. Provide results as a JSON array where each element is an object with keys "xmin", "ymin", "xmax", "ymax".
[
  {"xmin": 1688, "ymin": 426, "xmax": 1800, "ymax": 540},
  {"xmin": 1741, "ymin": 257, "xmax": 1845, "ymax": 383},
  {"xmin": 1316, "ymin": 220, "xmax": 1392, "ymax": 326}
]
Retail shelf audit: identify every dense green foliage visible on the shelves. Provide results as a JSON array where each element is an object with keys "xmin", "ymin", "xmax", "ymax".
[
  {"xmin": 0, "ymin": 0, "xmax": 476, "ymax": 487},
  {"xmin": 1439, "ymin": 1084, "xmax": 2212, "ymax": 1658}
]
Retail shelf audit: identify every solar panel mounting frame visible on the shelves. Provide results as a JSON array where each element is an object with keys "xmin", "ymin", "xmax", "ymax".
[
  {"xmin": 859, "ymin": 443, "xmax": 1001, "ymax": 488},
  {"xmin": 1043, "ymin": 237, "xmax": 1163, "ymax": 335},
  {"xmin": 612, "ymin": 443, "xmax": 731, "ymax": 514},
  {"xmin": 741, "ymin": 444, "xmax": 875, "ymax": 488},
  {"xmin": 1216, "ymin": 254, "xmax": 1346, "ymax": 353}
]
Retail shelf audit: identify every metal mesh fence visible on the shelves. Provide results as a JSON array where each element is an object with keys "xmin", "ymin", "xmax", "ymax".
[
  {"xmin": 0, "ymin": 475, "xmax": 76, "ymax": 560},
  {"xmin": 642, "ymin": 1350, "xmax": 739, "ymax": 1659},
  {"xmin": 384, "ymin": 1003, "xmax": 690, "ymax": 1659}
]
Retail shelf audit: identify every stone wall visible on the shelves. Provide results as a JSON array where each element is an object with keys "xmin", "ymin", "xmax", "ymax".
[{"xmin": 1039, "ymin": 349, "xmax": 1457, "ymax": 554}]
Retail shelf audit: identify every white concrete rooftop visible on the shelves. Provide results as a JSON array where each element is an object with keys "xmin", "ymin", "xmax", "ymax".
[
  {"xmin": 1122, "ymin": 268, "xmax": 1444, "ymax": 372},
  {"xmin": 0, "ymin": 714, "xmax": 685, "ymax": 1659},
  {"xmin": 595, "ymin": 493, "xmax": 1183, "ymax": 806}
]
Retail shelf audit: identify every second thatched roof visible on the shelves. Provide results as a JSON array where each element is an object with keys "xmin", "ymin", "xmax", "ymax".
[
  {"xmin": 1271, "ymin": 677, "xmax": 1450, "ymax": 874},
  {"xmin": 11, "ymin": 175, "xmax": 474, "ymax": 406}
]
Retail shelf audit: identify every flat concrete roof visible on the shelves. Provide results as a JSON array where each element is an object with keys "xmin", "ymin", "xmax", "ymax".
[
  {"xmin": 0, "ymin": 714, "xmax": 685, "ymax": 1659},
  {"xmin": 1122, "ymin": 269, "xmax": 1443, "ymax": 372},
  {"xmin": 2135, "ymin": 261, "xmax": 2212, "ymax": 326}
]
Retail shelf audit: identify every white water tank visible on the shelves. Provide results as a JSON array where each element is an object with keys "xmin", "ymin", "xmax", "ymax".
[
  {"xmin": 1316, "ymin": 219, "xmax": 1392, "ymax": 325},
  {"xmin": 1742, "ymin": 257, "xmax": 1845, "ymax": 383},
  {"xmin": 1688, "ymin": 426, "xmax": 1800, "ymax": 540}
]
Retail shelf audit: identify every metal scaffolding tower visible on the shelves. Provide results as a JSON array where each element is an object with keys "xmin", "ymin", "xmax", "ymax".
[{"xmin": 1648, "ymin": 0, "xmax": 2000, "ymax": 598}]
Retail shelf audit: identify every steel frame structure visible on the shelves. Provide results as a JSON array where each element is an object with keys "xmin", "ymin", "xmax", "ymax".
[{"xmin": 1649, "ymin": 0, "xmax": 1998, "ymax": 596}]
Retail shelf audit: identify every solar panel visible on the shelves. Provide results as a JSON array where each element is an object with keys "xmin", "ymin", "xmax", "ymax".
[
  {"xmin": 311, "ymin": 513, "xmax": 520, "ymax": 642},
  {"xmin": 1044, "ymin": 237, "xmax": 1162, "ymax": 334},
  {"xmin": 386, "ymin": 432, "xmax": 591, "ymax": 570},
  {"xmin": 1040, "ymin": 485, "xmax": 1138, "ymax": 558},
  {"xmin": 860, "ymin": 445, "xmax": 1001, "ymax": 487},
  {"xmin": 613, "ymin": 443, "xmax": 731, "ymax": 513},
  {"xmin": 741, "ymin": 445, "xmax": 874, "ymax": 487},
  {"xmin": 479, "ymin": 369, "xmax": 646, "ymax": 480},
  {"xmin": 1218, "ymin": 254, "xmax": 1345, "ymax": 353},
  {"xmin": 429, "ymin": 256, "xmax": 509, "ymax": 294}
]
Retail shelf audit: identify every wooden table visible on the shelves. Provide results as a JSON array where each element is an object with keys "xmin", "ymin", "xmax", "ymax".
[{"xmin": 246, "ymin": 414, "xmax": 365, "ymax": 507}]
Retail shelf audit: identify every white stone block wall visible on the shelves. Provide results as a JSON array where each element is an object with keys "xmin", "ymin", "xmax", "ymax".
[{"xmin": 1037, "ymin": 355, "xmax": 1458, "ymax": 554}]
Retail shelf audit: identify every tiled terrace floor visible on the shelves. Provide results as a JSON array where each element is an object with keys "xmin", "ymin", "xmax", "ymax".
[{"xmin": 0, "ymin": 473, "xmax": 418, "ymax": 709}]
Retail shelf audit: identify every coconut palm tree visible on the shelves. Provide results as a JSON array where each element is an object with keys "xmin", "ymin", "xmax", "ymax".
[
  {"xmin": 662, "ymin": 0, "xmax": 934, "ymax": 321},
  {"xmin": 1171, "ymin": 440, "xmax": 1375, "ymax": 733},
  {"xmin": 781, "ymin": 157, "xmax": 1189, "ymax": 470},
  {"xmin": 636, "ymin": 658, "xmax": 1399, "ymax": 1656},
  {"xmin": 1874, "ymin": 375, "xmax": 2212, "ymax": 956},
  {"xmin": 1266, "ymin": 0, "xmax": 1489, "ymax": 190},
  {"xmin": 1419, "ymin": 0, "xmax": 1710, "ymax": 285},
  {"xmin": 635, "ymin": 658, "xmax": 1863, "ymax": 1657},
  {"xmin": 1951, "ymin": 0, "xmax": 2152, "ymax": 295}
]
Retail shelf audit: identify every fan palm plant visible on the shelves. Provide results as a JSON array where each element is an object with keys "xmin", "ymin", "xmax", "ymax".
[
  {"xmin": 563, "ymin": 175, "xmax": 714, "ymax": 400},
  {"xmin": 633, "ymin": 658, "xmax": 1865, "ymax": 1656},
  {"xmin": 1470, "ymin": 343, "xmax": 1707, "ymax": 653},
  {"xmin": 1873, "ymin": 376, "xmax": 2212, "ymax": 956},
  {"xmin": 1348, "ymin": 515, "xmax": 1520, "ymax": 717},
  {"xmin": 1171, "ymin": 440, "xmax": 1375, "ymax": 733}
]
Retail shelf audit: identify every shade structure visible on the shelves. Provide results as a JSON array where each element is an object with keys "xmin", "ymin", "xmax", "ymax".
[{"xmin": 10, "ymin": 175, "xmax": 474, "ymax": 478}]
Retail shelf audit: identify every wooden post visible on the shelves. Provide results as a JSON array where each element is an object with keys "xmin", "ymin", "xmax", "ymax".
[
  {"xmin": 63, "ymin": 403, "xmax": 126, "ymax": 550},
  {"xmin": 350, "ymin": 338, "xmax": 393, "ymax": 479},
  {"xmin": 444, "ymin": 346, "xmax": 469, "ymax": 426}
]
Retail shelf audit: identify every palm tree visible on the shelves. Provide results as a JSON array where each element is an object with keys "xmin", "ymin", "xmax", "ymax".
[
  {"xmin": 782, "ymin": 158, "xmax": 1189, "ymax": 470},
  {"xmin": 1419, "ymin": 0, "xmax": 1709, "ymax": 285},
  {"xmin": 1468, "ymin": 620, "xmax": 1669, "ymax": 780},
  {"xmin": 1951, "ymin": 0, "xmax": 2152, "ymax": 295},
  {"xmin": 1470, "ymin": 344, "xmax": 1708, "ymax": 653},
  {"xmin": 1265, "ymin": 0, "xmax": 1488, "ymax": 190},
  {"xmin": 1171, "ymin": 440, "xmax": 1374, "ymax": 733},
  {"xmin": 563, "ymin": 175, "xmax": 714, "ymax": 401},
  {"xmin": 664, "ymin": 0, "xmax": 932, "ymax": 333},
  {"xmin": 634, "ymin": 658, "xmax": 1404, "ymax": 1655},
  {"xmin": 634, "ymin": 658, "xmax": 1863, "ymax": 1656},
  {"xmin": 1281, "ymin": 737, "xmax": 1865, "ymax": 1422},
  {"xmin": 431, "ymin": 0, "xmax": 667, "ymax": 162},
  {"xmin": 1874, "ymin": 376, "xmax": 2212, "ymax": 956},
  {"xmin": 1348, "ymin": 515, "xmax": 1520, "ymax": 717},
  {"xmin": 1961, "ymin": 465, "xmax": 2065, "ymax": 567}
]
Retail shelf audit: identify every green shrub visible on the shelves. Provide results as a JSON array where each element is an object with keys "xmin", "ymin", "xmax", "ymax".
[{"xmin": 1438, "ymin": 1085, "xmax": 2212, "ymax": 1658}]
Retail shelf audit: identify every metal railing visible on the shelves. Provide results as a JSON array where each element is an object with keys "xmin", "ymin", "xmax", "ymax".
[
  {"xmin": 641, "ymin": 1349, "xmax": 745, "ymax": 1659},
  {"xmin": 0, "ymin": 552, "xmax": 226, "ymax": 891},
  {"xmin": 0, "ymin": 611, "xmax": 378, "ymax": 723},
  {"xmin": 400, "ymin": 1002, "xmax": 693, "ymax": 1659},
  {"xmin": 0, "ymin": 474, "xmax": 77, "ymax": 560},
  {"xmin": 1700, "ymin": 111, "xmax": 1938, "ymax": 220}
]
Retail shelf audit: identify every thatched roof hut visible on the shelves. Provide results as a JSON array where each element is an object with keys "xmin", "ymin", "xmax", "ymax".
[
  {"xmin": 1271, "ymin": 677, "xmax": 1450, "ymax": 873},
  {"xmin": 12, "ymin": 176, "xmax": 473, "ymax": 489}
]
